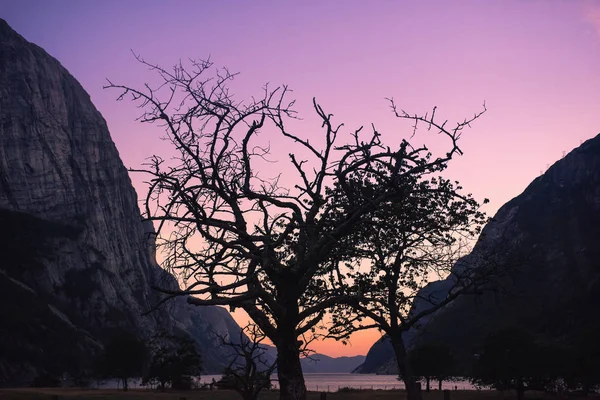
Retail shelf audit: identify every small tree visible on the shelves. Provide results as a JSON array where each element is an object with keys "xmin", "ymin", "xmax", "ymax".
[
  {"xmin": 144, "ymin": 331, "xmax": 202, "ymax": 391},
  {"xmin": 30, "ymin": 373, "xmax": 61, "ymax": 388},
  {"xmin": 144, "ymin": 333, "xmax": 173, "ymax": 391},
  {"xmin": 216, "ymin": 324, "xmax": 277, "ymax": 400},
  {"xmin": 99, "ymin": 330, "xmax": 148, "ymax": 391},
  {"xmin": 471, "ymin": 328, "xmax": 540, "ymax": 400},
  {"xmin": 567, "ymin": 325, "xmax": 600, "ymax": 394},
  {"xmin": 410, "ymin": 344, "xmax": 454, "ymax": 391}
]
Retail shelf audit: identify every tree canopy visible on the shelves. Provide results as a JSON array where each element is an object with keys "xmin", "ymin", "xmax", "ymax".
[
  {"xmin": 144, "ymin": 331, "xmax": 202, "ymax": 391},
  {"xmin": 410, "ymin": 344, "xmax": 454, "ymax": 391},
  {"xmin": 97, "ymin": 330, "xmax": 148, "ymax": 391},
  {"xmin": 471, "ymin": 328, "xmax": 546, "ymax": 400}
]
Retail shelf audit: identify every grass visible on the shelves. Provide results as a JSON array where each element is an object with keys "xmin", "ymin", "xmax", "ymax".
[{"xmin": 1, "ymin": 388, "xmax": 599, "ymax": 400}]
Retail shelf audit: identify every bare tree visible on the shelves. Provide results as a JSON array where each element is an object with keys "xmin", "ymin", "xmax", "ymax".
[
  {"xmin": 216, "ymin": 324, "xmax": 277, "ymax": 400},
  {"xmin": 106, "ymin": 56, "xmax": 484, "ymax": 400}
]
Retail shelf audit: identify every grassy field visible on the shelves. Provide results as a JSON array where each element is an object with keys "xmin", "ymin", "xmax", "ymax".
[{"xmin": 1, "ymin": 388, "xmax": 598, "ymax": 400}]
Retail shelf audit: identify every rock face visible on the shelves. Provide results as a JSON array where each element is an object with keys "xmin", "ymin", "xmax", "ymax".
[
  {"xmin": 0, "ymin": 18, "xmax": 241, "ymax": 385},
  {"xmin": 355, "ymin": 133, "xmax": 600, "ymax": 374}
]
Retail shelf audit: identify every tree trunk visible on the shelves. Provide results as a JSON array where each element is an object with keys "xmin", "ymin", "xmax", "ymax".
[
  {"xmin": 122, "ymin": 378, "xmax": 128, "ymax": 392},
  {"xmin": 583, "ymin": 382, "xmax": 590, "ymax": 397},
  {"xmin": 390, "ymin": 334, "xmax": 422, "ymax": 400},
  {"xmin": 276, "ymin": 335, "xmax": 306, "ymax": 400},
  {"xmin": 425, "ymin": 377, "xmax": 430, "ymax": 392},
  {"xmin": 439, "ymin": 379, "xmax": 442, "ymax": 391},
  {"xmin": 516, "ymin": 379, "xmax": 525, "ymax": 400}
]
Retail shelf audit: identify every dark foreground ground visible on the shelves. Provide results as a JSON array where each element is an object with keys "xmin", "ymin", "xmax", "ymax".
[{"xmin": 1, "ymin": 389, "xmax": 598, "ymax": 400}]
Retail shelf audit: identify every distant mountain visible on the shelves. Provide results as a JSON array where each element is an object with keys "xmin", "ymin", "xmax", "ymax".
[
  {"xmin": 259, "ymin": 345, "xmax": 364, "ymax": 373},
  {"xmin": 0, "ymin": 18, "xmax": 242, "ymax": 385},
  {"xmin": 355, "ymin": 133, "xmax": 600, "ymax": 374},
  {"xmin": 301, "ymin": 354, "xmax": 366, "ymax": 373},
  {"xmin": 352, "ymin": 337, "xmax": 392, "ymax": 374}
]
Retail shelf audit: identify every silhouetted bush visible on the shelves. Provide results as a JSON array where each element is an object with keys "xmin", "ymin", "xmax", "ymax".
[
  {"xmin": 337, "ymin": 387, "xmax": 365, "ymax": 392},
  {"xmin": 96, "ymin": 330, "xmax": 148, "ymax": 391},
  {"xmin": 31, "ymin": 373, "xmax": 61, "ymax": 388},
  {"xmin": 143, "ymin": 331, "xmax": 201, "ymax": 391},
  {"xmin": 410, "ymin": 344, "xmax": 455, "ymax": 391}
]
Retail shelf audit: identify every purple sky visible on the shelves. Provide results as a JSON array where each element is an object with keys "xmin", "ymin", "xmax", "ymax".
[{"xmin": 3, "ymin": 0, "xmax": 600, "ymax": 357}]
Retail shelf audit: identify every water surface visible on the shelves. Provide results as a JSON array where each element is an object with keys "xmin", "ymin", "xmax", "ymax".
[{"xmin": 201, "ymin": 373, "xmax": 478, "ymax": 392}]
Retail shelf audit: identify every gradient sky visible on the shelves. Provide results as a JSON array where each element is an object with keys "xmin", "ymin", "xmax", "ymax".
[{"xmin": 2, "ymin": 0, "xmax": 600, "ymax": 357}]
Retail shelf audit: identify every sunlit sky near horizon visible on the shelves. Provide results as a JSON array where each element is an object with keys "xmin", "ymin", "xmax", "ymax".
[{"xmin": 2, "ymin": 0, "xmax": 600, "ymax": 358}]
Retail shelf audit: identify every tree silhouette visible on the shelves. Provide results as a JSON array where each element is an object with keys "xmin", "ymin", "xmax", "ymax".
[
  {"xmin": 566, "ymin": 325, "xmax": 600, "ymax": 394},
  {"xmin": 216, "ymin": 324, "xmax": 276, "ymax": 400},
  {"xmin": 98, "ymin": 330, "xmax": 148, "ymax": 391},
  {"xmin": 410, "ymin": 344, "xmax": 454, "ymax": 391},
  {"xmin": 471, "ymin": 328, "xmax": 542, "ymax": 400},
  {"xmin": 106, "ymin": 56, "xmax": 485, "ymax": 400},
  {"xmin": 322, "ymin": 105, "xmax": 510, "ymax": 400},
  {"xmin": 144, "ymin": 331, "xmax": 202, "ymax": 391}
]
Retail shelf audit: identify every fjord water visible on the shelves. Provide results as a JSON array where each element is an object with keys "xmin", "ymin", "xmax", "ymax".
[
  {"xmin": 97, "ymin": 374, "xmax": 478, "ymax": 391},
  {"xmin": 201, "ymin": 374, "xmax": 478, "ymax": 391}
]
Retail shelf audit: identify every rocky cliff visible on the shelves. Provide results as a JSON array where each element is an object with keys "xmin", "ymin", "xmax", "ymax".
[
  {"xmin": 355, "ymin": 133, "xmax": 600, "ymax": 374},
  {"xmin": 0, "ymin": 18, "xmax": 242, "ymax": 385}
]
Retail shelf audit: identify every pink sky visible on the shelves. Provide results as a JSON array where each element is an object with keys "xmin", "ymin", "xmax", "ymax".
[{"xmin": 3, "ymin": 0, "xmax": 599, "ymax": 357}]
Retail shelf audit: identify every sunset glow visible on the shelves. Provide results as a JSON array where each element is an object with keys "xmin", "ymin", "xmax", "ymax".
[{"xmin": 3, "ymin": 0, "xmax": 599, "ymax": 357}]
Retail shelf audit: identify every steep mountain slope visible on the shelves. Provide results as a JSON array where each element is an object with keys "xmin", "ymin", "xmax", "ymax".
[
  {"xmin": 352, "ymin": 337, "xmax": 393, "ymax": 374},
  {"xmin": 0, "ymin": 18, "xmax": 241, "ymax": 385},
  {"xmin": 355, "ymin": 134, "xmax": 600, "ymax": 374}
]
